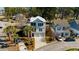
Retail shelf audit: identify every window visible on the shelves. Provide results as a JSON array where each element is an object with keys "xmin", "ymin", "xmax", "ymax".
[
  {"xmin": 39, "ymin": 28, "xmax": 42, "ymax": 31},
  {"xmin": 38, "ymin": 23, "xmax": 43, "ymax": 26},
  {"xmin": 57, "ymin": 26, "xmax": 61, "ymax": 30},
  {"xmin": 32, "ymin": 33, "xmax": 34, "ymax": 37},
  {"xmin": 65, "ymin": 33, "xmax": 69, "ymax": 36},
  {"xmin": 61, "ymin": 33, "xmax": 64, "ymax": 37},
  {"xmin": 0, "ymin": 27, "xmax": 2, "ymax": 29},
  {"xmin": 31, "ymin": 23, "xmax": 36, "ymax": 26},
  {"xmin": 63, "ymin": 27, "xmax": 65, "ymax": 30}
]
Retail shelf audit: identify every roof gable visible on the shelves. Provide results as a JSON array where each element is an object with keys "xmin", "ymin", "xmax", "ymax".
[
  {"xmin": 33, "ymin": 18, "xmax": 43, "ymax": 22},
  {"xmin": 30, "ymin": 16, "xmax": 46, "ymax": 22}
]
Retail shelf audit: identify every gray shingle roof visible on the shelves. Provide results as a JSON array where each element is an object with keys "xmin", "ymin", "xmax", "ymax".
[{"xmin": 53, "ymin": 19, "xmax": 69, "ymax": 27}]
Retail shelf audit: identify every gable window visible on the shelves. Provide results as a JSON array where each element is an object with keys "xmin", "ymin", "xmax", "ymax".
[
  {"xmin": 31, "ymin": 23, "xmax": 36, "ymax": 26},
  {"xmin": 39, "ymin": 28, "xmax": 42, "ymax": 31},
  {"xmin": 38, "ymin": 23, "xmax": 43, "ymax": 26}
]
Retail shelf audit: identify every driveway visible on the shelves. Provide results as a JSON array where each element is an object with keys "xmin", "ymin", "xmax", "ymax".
[
  {"xmin": 35, "ymin": 39, "xmax": 79, "ymax": 51},
  {"xmin": 34, "ymin": 36, "xmax": 47, "ymax": 50}
]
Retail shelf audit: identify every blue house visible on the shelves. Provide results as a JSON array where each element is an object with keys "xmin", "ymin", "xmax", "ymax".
[
  {"xmin": 69, "ymin": 20, "xmax": 79, "ymax": 36},
  {"xmin": 53, "ymin": 19, "xmax": 70, "ymax": 37},
  {"xmin": 29, "ymin": 16, "xmax": 46, "ymax": 38}
]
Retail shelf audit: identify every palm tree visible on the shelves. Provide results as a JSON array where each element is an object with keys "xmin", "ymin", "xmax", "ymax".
[
  {"xmin": 23, "ymin": 25, "xmax": 35, "ymax": 50},
  {"xmin": 23, "ymin": 25, "xmax": 33, "ymax": 38},
  {"xmin": 4, "ymin": 26, "xmax": 18, "ymax": 41}
]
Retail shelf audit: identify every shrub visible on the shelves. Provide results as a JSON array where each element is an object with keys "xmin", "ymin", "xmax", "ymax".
[
  {"xmin": 45, "ymin": 36, "xmax": 54, "ymax": 43},
  {"xmin": 23, "ymin": 37, "xmax": 35, "ymax": 50}
]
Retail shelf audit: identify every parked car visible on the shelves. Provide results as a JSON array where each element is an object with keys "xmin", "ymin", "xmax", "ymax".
[
  {"xmin": 64, "ymin": 37, "xmax": 75, "ymax": 42},
  {"xmin": 0, "ymin": 40, "xmax": 7, "ymax": 45},
  {"xmin": 0, "ymin": 39, "xmax": 6, "ymax": 42},
  {"xmin": 1, "ymin": 43, "xmax": 9, "ymax": 48},
  {"xmin": 0, "ymin": 39, "xmax": 9, "ymax": 48},
  {"xmin": 0, "ymin": 42, "xmax": 6, "ymax": 45}
]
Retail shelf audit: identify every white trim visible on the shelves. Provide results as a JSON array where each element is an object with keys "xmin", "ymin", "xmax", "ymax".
[{"xmin": 30, "ymin": 16, "xmax": 46, "ymax": 22}]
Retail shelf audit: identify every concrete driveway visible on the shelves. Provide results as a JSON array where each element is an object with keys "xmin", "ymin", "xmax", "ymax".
[
  {"xmin": 34, "ymin": 37, "xmax": 47, "ymax": 50},
  {"xmin": 35, "ymin": 39, "xmax": 79, "ymax": 51}
]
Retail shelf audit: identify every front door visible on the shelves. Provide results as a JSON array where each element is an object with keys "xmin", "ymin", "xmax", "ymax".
[{"xmin": 61, "ymin": 33, "xmax": 64, "ymax": 37}]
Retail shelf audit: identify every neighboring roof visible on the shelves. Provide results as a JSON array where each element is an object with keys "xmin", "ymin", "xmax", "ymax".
[
  {"xmin": 15, "ymin": 14, "xmax": 24, "ymax": 17},
  {"xmin": 69, "ymin": 20, "xmax": 79, "ymax": 30},
  {"xmin": 53, "ymin": 19, "xmax": 69, "ymax": 27},
  {"xmin": 13, "ymin": 14, "xmax": 26, "ymax": 20},
  {"xmin": 75, "ymin": 20, "xmax": 79, "ymax": 24},
  {"xmin": 30, "ymin": 16, "xmax": 46, "ymax": 22}
]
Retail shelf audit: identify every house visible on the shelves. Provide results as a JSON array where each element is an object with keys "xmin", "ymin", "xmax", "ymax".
[
  {"xmin": 29, "ymin": 16, "xmax": 47, "ymax": 49},
  {"xmin": 53, "ymin": 19, "xmax": 70, "ymax": 37},
  {"xmin": 29, "ymin": 16, "xmax": 46, "ymax": 39},
  {"xmin": 13, "ymin": 14, "xmax": 26, "ymax": 21},
  {"xmin": 0, "ymin": 21, "xmax": 9, "ymax": 40},
  {"xmin": 69, "ymin": 19, "xmax": 79, "ymax": 36},
  {"xmin": 13, "ymin": 14, "xmax": 28, "ymax": 27},
  {"xmin": 0, "ymin": 9, "xmax": 4, "ymax": 15}
]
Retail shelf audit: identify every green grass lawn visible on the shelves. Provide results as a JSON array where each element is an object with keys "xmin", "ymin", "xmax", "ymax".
[{"xmin": 66, "ymin": 48, "xmax": 79, "ymax": 51}]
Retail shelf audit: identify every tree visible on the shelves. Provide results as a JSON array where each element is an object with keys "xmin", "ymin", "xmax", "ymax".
[
  {"xmin": 69, "ymin": 29, "xmax": 75, "ymax": 38},
  {"xmin": 4, "ymin": 26, "xmax": 18, "ymax": 41},
  {"xmin": 73, "ymin": 7, "xmax": 79, "ymax": 19},
  {"xmin": 23, "ymin": 25, "xmax": 33, "ymax": 37},
  {"xmin": 4, "ymin": 7, "xmax": 27, "ymax": 19},
  {"xmin": 22, "ymin": 25, "xmax": 35, "ymax": 50},
  {"xmin": 45, "ymin": 26, "xmax": 55, "ymax": 43},
  {"xmin": 57, "ymin": 7, "xmax": 74, "ymax": 19},
  {"xmin": 28, "ymin": 7, "xmax": 57, "ymax": 21}
]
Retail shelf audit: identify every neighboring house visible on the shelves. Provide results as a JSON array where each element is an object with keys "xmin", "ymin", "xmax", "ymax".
[
  {"xmin": 53, "ymin": 19, "xmax": 70, "ymax": 37},
  {"xmin": 69, "ymin": 20, "xmax": 79, "ymax": 36},
  {"xmin": 29, "ymin": 16, "xmax": 46, "ymax": 38},
  {"xmin": 13, "ymin": 14, "xmax": 28, "ymax": 27},
  {"xmin": 0, "ymin": 21, "xmax": 9, "ymax": 40},
  {"xmin": 13, "ymin": 14, "xmax": 26, "ymax": 21},
  {"xmin": 0, "ymin": 9, "xmax": 4, "ymax": 15}
]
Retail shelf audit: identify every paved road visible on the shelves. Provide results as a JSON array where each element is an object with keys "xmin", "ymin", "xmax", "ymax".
[
  {"xmin": 0, "ymin": 48, "xmax": 8, "ymax": 51},
  {"xmin": 35, "ymin": 39, "xmax": 79, "ymax": 51},
  {"xmin": 0, "ymin": 45, "xmax": 18, "ymax": 51}
]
